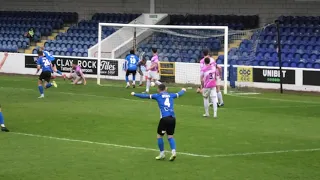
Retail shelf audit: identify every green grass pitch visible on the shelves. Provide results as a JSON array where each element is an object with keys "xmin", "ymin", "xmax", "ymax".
[{"xmin": 0, "ymin": 75, "xmax": 320, "ymax": 180}]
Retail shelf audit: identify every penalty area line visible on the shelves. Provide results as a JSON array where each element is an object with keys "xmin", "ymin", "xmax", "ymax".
[{"xmin": 11, "ymin": 132, "xmax": 210, "ymax": 158}]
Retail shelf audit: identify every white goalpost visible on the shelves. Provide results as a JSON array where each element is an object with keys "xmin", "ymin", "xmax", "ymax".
[{"xmin": 97, "ymin": 23, "xmax": 229, "ymax": 94}]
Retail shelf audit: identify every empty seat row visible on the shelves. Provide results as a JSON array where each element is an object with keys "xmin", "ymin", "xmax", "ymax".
[
  {"xmin": 32, "ymin": 50, "xmax": 88, "ymax": 57},
  {"xmin": 0, "ymin": 11, "xmax": 78, "ymax": 23},
  {"xmin": 45, "ymin": 40, "xmax": 95, "ymax": 47},
  {"xmin": 45, "ymin": 42, "xmax": 93, "ymax": 50},
  {"xmin": 170, "ymin": 14, "xmax": 259, "ymax": 29}
]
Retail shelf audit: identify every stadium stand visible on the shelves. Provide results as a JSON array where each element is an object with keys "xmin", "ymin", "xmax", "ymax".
[
  {"xmin": 217, "ymin": 16, "xmax": 320, "ymax": 69},
  {"xmin": 39, "ymin": 13, "xmax": 140, "ymax": 57},
  {"xmin": 137, "ymin": 15, "xmax": 259, "ymax": 63},
  {"xmin": 10, "ymin": 12, "xmax": 318, "ymax": 69},
  {"xmin": 0, "ymin": 11, "xmax": 78, "ymax": 53},
  {"xmin": 37, "ymin": 14, "xmax": 257, "ymax": 59}
]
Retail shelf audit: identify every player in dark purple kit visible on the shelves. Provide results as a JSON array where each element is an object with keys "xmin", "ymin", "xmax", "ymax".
[{"xmin": 131, "ymin": 84, "xmax": 186, "ymax": 161}]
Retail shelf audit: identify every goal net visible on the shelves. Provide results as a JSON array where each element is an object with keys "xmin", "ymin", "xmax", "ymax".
[{"xmin": 96, "ymin": 23, "xmax": 271, "ymax": 94}]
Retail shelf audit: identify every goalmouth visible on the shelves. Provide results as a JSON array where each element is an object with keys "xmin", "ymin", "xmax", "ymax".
[{"xmin": 97, "ymin": 23, "xmax": 229, "ymax": 94}]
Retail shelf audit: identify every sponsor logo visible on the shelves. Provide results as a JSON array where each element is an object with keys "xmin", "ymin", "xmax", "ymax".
[
  {"xmin": 25, "ymin": 55, "xmax": 118, "ymax": 76},
  {"xmin": 253, "ymin": 68, "xmax": 295, "ymax": 84},
  {"xmin": 237, "ymin": 67, "xmax": 253, "ymax": 82}
]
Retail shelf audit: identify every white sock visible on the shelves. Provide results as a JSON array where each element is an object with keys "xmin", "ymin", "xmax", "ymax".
[
  {"xmin": 203, "ymin": 98, "xmax": 209, "ymax": 115},
  {"xmin": 126, "ymin": 82, "xmax": 130, "ymax": 86},
  {"xmin": 155, "ymin": 80, "xmax": 162, "ymax": 85},
  {"xmin": 133, "ymin": 81, "xmax": 135, "ymax": 85},
  {"xmin": 172, "ymin": 149, "xmax": 176, "ymax": 155},
  {"xmin": 139, "ymin": 75, "xmax": 143, "ymax": 85},
  {"xmin": 1, "ymin": 124, "xmax": 5, "ymax": 127},
  {"xmin": 212, "ymin": 96, "xmax": 218, "ymax": 117},
  {"xmin": 146, "ymin": 79, "xmax": 150, "ymax": 92},
  {"xmin": 218, "ymin": 92, "xmax": 224, "ymax": 104},
  {"xmin": 160, "ymin": 151, "xmax": 165, "ymax": 156}
]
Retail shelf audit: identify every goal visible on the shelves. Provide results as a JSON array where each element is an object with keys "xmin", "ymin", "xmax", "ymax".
[{"xmin": 96, "ymin": 23, "xmax": 229, "ymax": 94}]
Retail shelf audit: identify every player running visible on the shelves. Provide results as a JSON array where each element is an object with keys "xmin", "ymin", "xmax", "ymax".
[
  {"xmin": 0, "ymin": 52, "xmax": 10, "ymax": 132},
  {"xmin": 36, "ymin": 50, "xmax": 57, "ymax": 98},
  {"xmin": 131, "ymin": 84, "xmax": 186, "ymax": 161},
  {"xmin": 124, "ymin": 50, "xmax": 139, "ymax": 88},
  {"xmin": 145, "ymin": 48, "xmax": 162, "ymax": 93},
  {"xmin": 68, "ymin": 62, "xmax": 86, "ymax": 85},
  {"xmin": 201, "ymin": 57, "xmax": 218, "ymax": 118},
  {"xmin": 41, "ymin": 47, "xmax": 66, "ymax": 80}
]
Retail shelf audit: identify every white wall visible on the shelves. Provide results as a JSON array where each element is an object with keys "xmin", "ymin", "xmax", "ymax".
[
  {"xmin": 0, "ymin": 0, "xmax": 319, "ymax": 25},
  {"xmin": 1, "ymin": 52, "xmax": 320, "ymax": 92}
]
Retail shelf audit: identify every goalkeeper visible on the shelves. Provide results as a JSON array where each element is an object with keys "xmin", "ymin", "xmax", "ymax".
[{"xmin": 68, "ymin": 63, "xmax": 86, "ymax": 85}]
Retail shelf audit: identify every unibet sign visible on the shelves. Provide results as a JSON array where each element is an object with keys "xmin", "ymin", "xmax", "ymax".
[{"xmin": 253, "ymin": 68, "xmax": 295, "ymax": 84}]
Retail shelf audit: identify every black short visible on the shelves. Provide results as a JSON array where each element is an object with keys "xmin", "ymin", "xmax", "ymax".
[
  {"xmin": 157, "ymin": 116, "xmax": 176, "ymax": 136},
  {"xmin": 137, "ymin": 66, "xmax": 143, "ymax": 75},
  {"xmin": 39, "ymin": 71, "xmax": 52, "ymax": 82},
  {"xmin": 126, "ymin": 70, "xmax": 136, "ymax": 76},
  {"xmin": 51, "ymin": 60, "xmax": 56, "ymax": 67}
]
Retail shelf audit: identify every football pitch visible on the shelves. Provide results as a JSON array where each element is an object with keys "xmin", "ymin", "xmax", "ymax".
[{"xmin": 0, "ymin": 75, "xmax": 319, "ymax": 180}]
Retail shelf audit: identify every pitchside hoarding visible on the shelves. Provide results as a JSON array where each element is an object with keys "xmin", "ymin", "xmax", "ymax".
[
  {"xmin": 253, "ymin": 68, "xmax": 295, "ymax": 84},
  {"xmin": 237, "ymin": 67, "xmax": 253, "ymax": 82},
  {"xmin": 303, "ymin": 70, "xmax": 320, "ymax": 86},
  {"xmin": 25, "ymin": 55, "xmax": 118, "ymax": 76}
]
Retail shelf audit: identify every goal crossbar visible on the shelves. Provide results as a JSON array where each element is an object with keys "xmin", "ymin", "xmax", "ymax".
[{"xmin": 97, "ymin": 23, "xmax": 229, "ymax": 94}]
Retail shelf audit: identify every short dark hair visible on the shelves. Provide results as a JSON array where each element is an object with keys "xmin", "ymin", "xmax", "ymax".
[
  {"xmin": 37, "ymin": 50, "xmax": 43, "ymax": 56},
  {"xmin": 158, "ymin": 84, "xmax": 166, "ymax": 91},
  {"xmin": 204, "ymin": 57, "xmax": 210, "ymax": 65},
  {"xmin": 130, "ymin": 49, "xmax": 135, "ymax": 54},
  {"xmin": 152, "ymin": 48, "xmax": 157, "ymax": 53},
  {"xmin": 203, "ymin": 49, "xmax": 209, "ymax": 56}
]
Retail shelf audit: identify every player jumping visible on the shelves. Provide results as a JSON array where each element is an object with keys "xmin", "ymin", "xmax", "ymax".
[
  {"xmin": 68, "ymin": 63, "xmax": 86, "ymax": 85},
  {"xmin": 201, "ymin": 57, "xmax": 218, "ymax": 118},
  {"xmin": 145, "ymin": 48, "xmax": 162, "ymax": 93},
  {"xmin": 41, "ymin": 47, "xmax": 66, "ymax": 80},
  {"xmin": 0, "ymin": 52, "xmax": 10, "ymax": 132},
  {"xmin": 131, "ymin": 84, "xmax": 186, "ymax": 161},
  {"xmin": 124, "ymin": 50, "xmax": 139, "ymax": 88},
  {"xmin": 36, "ymin": 50, "xmax": 57, "ymax": 98}
]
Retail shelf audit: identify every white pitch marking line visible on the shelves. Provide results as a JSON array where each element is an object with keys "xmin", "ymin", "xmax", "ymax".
[
  {"xmin": 227, "ymin": 93, "xmax": 320, "ymax": 104},
  {"xmin": 1, "ymin": 87, "xmax": 320, "ymax": 111},
  {"xmin": 11, "ymin": 132, "xmax": 210, "ymax": 158},
  {"xmin": 212, "ymin": 148, "xmax": 320, "ymax": 157},
  {"xmin": 0, "ymin": 86, "xmax": 221, "ymax": 111},
  {"xmin": 1, "ymin": 77, "xmax": 320, "ymax": 104},
  {"xmin": 11, "ymin": 132, "xmax": 320, "ymax": 158}
]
